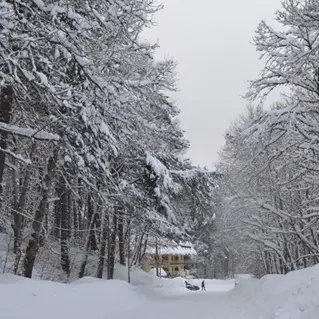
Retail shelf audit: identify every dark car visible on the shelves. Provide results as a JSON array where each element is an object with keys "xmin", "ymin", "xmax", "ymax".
[{"xmin": 185, "ymin": 281, "xmax": 200, "ymax": 291}]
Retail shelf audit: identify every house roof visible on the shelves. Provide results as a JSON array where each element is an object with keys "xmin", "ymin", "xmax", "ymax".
[{"xmin": 146, "ymin": 241, "xmax": 197, "ymax": 256}]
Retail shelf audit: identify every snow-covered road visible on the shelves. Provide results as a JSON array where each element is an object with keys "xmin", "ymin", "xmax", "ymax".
[
  {"xmin": 138, "ymin": 285, "xmax": 260, "ymax": 319},
  {"xmin": 129, "ymin": 269, "xmax": 319, "ymax": 319},
  {"xmin": 0, "ymin": 274, "xmax": 254, "ymax": 319},
  {"xmin": 2, "ymin": 265, "xmax": 319, "ymax": 319},
  {"xmin": 145, "ymin": 293, "xmax": 241, "ymax": 319}
]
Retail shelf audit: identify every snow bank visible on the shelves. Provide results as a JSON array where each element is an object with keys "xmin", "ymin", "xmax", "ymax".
[
  {"xmin": 114, "ymin": 264, "xmax": 234, "ymax": 295},
  {"xmin": 235, "ymin": 273, "xmax": 255, "ymax": 280},
  {"xmin": 2, "ymin": 259, "xmax": 319, "ymax": 319},
  {"xmin": 149, "ymin": 267, "xmax": 167, "ymax": 277},
  {"xmin": 114, "ymin": 264, "xmax": 185, "ymax": 292},
  {"xmin": 0, "ymin": 274, "xmax": 146, "ymax": 319},
  {"xmin": 229, "ymin": 265, "xmax": 319, "ymax": 319}
]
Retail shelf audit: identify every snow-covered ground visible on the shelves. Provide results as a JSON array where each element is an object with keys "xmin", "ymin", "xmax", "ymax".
[{"xmin": 1, "ymin": 264, "xmax": 319, "ymax": 319}]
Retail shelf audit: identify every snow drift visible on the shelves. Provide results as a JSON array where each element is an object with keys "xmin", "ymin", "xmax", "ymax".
[
  {"xmin": 0, "ymin": 274, "xmax": 146, "ymax": 319},
  {"xmin": 1, "ymin": 264, "xmax": 319, "ymax": 319},
  {"xmin": 230, "ymin": 264, "xmax": 319, "ymax": 318}
]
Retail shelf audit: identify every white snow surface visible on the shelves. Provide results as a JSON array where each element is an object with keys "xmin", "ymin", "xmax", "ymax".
[
  {"xmin": 149, "ymin": 267, "xmax": 167, "ymax": 277},
  {"xmin": 0, "ymin": 122, "xmax": 60, "ymax": 141},
  {"xmin": 1, "ymin": 264, "xmax": 319, "ymax": 319},
  {"xmin": 145, "ymin": 240, "xmax": 197, "ymax": 255}
]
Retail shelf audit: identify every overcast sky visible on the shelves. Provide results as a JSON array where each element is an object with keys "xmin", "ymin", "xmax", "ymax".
[{"xmin": 144, "ymin": 0, "xmax": 281, "ymax": 168}]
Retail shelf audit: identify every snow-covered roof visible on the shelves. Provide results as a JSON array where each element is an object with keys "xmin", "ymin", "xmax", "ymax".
[{"xmin": 146, "ymin": 241, "xmax": 197, "ymax": 256}]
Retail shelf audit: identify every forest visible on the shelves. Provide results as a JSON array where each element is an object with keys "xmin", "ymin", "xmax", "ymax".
[
  {"xmin": 216, "ymin": 0, "xmax": 319, "ymax": 277},
  {"xmin": 1, "ymin": 0, "xmax": 319, "ymax": 281},
  {"xmin": 0, "ymin": 0, "xmax": 217, "ymax": 280}
]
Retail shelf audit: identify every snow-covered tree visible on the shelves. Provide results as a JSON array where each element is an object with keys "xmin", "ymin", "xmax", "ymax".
[{"xmin": 0, "ymin": 0, "xmax": 218, "ymax": 280}]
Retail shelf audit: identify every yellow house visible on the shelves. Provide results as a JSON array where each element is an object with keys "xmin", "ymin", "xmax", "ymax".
[{"xmin": 143, "ymin": 242, "xmax": 197, "ymax": 278}]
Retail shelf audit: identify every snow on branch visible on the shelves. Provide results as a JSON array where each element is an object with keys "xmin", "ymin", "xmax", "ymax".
[
  {"xmin": 0, "ymin": 122, "xmax": 60, "ymax": 141},
  {"xmin": 143, "ymin": 208, "xmax": 183, "ymax": 237},
  {"xmin": 0, "ymin": 147, "xmax": 31, "ymax": 164},
  {"xmin": 145, "ymin": 152, "xmax": 181, "ymax": 193}
]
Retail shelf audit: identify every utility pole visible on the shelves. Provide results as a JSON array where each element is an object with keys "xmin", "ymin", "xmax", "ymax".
[
  {"xmin": 127, "ymin": 225, "xmax": 131, "ymax": 283},
  {"xmin": 159, "ymin": 238, "xmax": 161, "ymax": 277},
  {"xmin": 155, "ymin": 237, "xmax": 159, "ymax": 277},
  {"xmin": 107, "ymin": 216, "xmax": 111, "ymax": 280}
]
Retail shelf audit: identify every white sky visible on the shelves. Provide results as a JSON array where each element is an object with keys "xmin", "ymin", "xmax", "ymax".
[{"xmin": 144, "ymin": 0, "xmax": 281, "ymax": 168}]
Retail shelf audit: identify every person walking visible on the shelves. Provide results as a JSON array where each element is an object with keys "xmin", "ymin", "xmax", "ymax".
[{"xmin": 201, "ymin": 280, "xmax": 205, "ymax": 291}]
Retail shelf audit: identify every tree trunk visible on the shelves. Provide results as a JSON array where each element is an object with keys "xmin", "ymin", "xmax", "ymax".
[
  {"xmin": 77, "ymin": 178, "xmax": 84, "ymax": 238},
  {"xmin": 109, "ymin": 214, "xmax": 118, "ymax": 279},
  {"xmin": 96, "ymin": 211, "xmax": 108, "ymax": 279},
  {"xmin": 58, "ymin": 175, "xmax": 70, "ymax": 275},
  {"xmin": 12, "ymin": 142, "xmax": 36, "ymax": 274},
  {"xmin": 23, "ymin": 149, "xmax": 58, "ymax": 278},
  {"xmin": 73, "ymin": 200, "xmax": 79, "ymax": 239},
  {"xmin": 78, "ymin": 198, "xmax": 84, "ymax": 238},
  {"xmin": 131, "ymin": 232, "xmax": 145, "ymax": 266},
  {"xmin": 67, "ymin": 187, "xmax": 72, "ymax": 239},
  {"xmin": 11, "ymin": 159, "xmax": 21, "ymax": 273},
  {"xmin": 78, "ymin": 200, "xmax": 98, "ymax": 278},
  {"xmin": 107, "ymin": 216, "xmax": 111, "ymax": 279},
  {"xmin": 0, "ymin": 85, "xmax": 13, "ymax": 199},
  {"xmin": 118, "ymin": 210, "xmax": 125, "ymax": 266},
  {"xmin": 54, "ymin": 196, "xmax": 61, "ymax": 239},
  {"xmin": 88, "ymin": 194, "xmax": 98, "ymax": 251},
  {"xmin": 78, "ymin": 234, "xmax": 90, "ymax": 279},
  {"xmin": 134, "ymin": 233, "xmax": 144, "ymax": 265},
  {"xmin": 11, "ymin": 157, "xmax": 19, "ymax": 253},
  {"xmin": 139, "ymin": 234, "xmax": 149, "ymax": 264}
]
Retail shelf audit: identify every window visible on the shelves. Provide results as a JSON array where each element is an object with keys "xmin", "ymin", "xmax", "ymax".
[
  {"xmin": 162, "ymin": 255, "xmax": 168, "ymax": 262},
  {"xmin": 174, "ymin": 267, "xmax": 179, "ymax": 272},
  {"xmin": 174, "ymin": 255, "xmax": 179, "ymax": 261}
]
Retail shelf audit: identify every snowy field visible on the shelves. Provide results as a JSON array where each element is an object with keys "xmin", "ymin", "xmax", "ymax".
[{"xmin": 1, "ymin": 265, "xmax": 319, "ymax": 319}]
